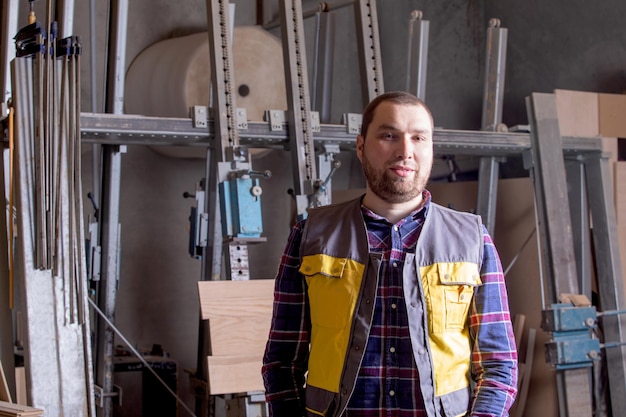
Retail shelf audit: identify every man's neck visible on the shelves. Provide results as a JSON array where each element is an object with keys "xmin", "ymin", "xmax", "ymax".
[{"xmin": 361, "ymin": 190, "xmax": 425, "ymax": 224}]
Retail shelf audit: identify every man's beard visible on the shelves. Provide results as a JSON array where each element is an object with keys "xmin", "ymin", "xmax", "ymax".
[{"xmin": 361, "ymin": 154, "xmax": 431, "ymax": 204}]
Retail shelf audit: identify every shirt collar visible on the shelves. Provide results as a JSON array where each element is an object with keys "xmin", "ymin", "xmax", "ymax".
[{"xmin": 361, "ymin": 189, "xmax": 431, "ymax": 224}]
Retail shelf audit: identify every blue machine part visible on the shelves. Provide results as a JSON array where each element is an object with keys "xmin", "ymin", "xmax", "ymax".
[
  {"xmin": 219, "ymin": 177, "xmax": 263, "ymax": 238},
  {"xmin": 542, "ymin": 303, "xmax": 601, "ymax": 370}
]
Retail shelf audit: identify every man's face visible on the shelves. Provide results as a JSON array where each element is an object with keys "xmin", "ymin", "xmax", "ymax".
[{"xmin": 356, "ymin": 101, "xmax": 434, "ymax": 204}]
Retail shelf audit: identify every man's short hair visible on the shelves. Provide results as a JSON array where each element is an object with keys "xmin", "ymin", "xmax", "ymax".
[{"xmin": 360, "ymin": 91, "xmax": 433, "ymax": 138}]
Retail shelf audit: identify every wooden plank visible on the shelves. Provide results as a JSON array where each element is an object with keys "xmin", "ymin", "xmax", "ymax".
[
  {"xmin": 0, "ymin": 401, "xmax": 44, "ymax": 416},
  {"xmin": 197, "ymin": 279, "xmax": 275, "ymax": 320},
  {"xmin": 207, "ymin": 355, "xmax": 265, "ymax": 395},
  {"xmin": 599, "ymin": 93, "xmax": 626, "ymax": 138},
  {"xmin": 554, "ymin": 89, "xmax": 599, "ymax": 138},
  {"xmin": 208, "ymin": 316, "xmax": 272, "ymax": 356},
  {"xmin": 198, "ymin": 279, "xmax": 275, "ymax": 394}
]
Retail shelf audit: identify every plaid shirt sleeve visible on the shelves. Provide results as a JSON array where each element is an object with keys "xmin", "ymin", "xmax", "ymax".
[
  {"xmin": 262, "ymin": 220, "xmax": 310, "ymax": 416},
  {"xmin": 469, "ymin": 226, "xmax": 519, "ymax": 416}
]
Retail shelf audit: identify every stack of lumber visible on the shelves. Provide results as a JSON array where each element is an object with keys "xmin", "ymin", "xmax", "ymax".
[{"xmin": 0, "ymin": 402, "xmax": 44, "ymax": 417}]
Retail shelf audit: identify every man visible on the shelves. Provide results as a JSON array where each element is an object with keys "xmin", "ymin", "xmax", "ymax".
[{"xmin": 262, "ymin": 91, "xmax": 518, "ymax": 416}]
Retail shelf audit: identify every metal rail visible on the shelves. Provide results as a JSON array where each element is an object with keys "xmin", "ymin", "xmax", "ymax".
[{"xmin": 74, "ymin": 112, "xmax": 604, "ymax": 156}]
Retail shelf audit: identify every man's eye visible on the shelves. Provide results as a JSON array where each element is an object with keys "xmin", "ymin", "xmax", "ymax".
[{"xmin": 381, "ymin": 132, "xmax": 395, "ymax": 140}]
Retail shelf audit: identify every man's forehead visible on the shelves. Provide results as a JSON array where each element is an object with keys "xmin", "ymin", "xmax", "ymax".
[{"xmin": 371, "ymin": 103, "xmax": 433, "ymax": 128}]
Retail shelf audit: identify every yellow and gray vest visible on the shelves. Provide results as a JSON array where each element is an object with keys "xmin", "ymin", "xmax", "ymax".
[{"xmin": 300, "ymin": 197, "xmax": 483, "ymax": 417}]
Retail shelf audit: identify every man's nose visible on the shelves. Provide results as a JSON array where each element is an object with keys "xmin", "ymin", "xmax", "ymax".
[{"xmin": 395, "ymin": 135, "xmax": 414, "ymax": 159}]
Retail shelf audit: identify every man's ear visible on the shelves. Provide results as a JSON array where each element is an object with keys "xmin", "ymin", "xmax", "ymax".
[{"xmin": 356, "ymin": 135, "xmax": 364, "ymax": 161}]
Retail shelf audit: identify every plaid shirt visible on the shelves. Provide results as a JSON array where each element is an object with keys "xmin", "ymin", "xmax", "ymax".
[{"xmin": 263, "ymin": 191, "xmax": 518, "ymax": 416}]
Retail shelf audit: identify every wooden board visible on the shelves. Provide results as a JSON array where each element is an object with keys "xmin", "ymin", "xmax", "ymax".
[
  {"xmin": 206, "ymin": 316, "xmax": 272, "ymax": 356},
  {"xmin": 0, "ymin": 401, "xmax": 44, "ymax": 416},
  {"xmin": 599, "ymin": 93, "xmax": 626, "ymax": 138},
  {"xmin": 554, "ymin": 89, "xmax": 599, "ymax": 137},
  {"xmin": 198, "ymin": 279, "xmax": 275, "ymax": 394},
  {"xmin": 198, "ymin": 279, "xmax": 275, "ymax": 320},
  {"xmin": 207, "ymin": 355, "xmax": 265, "ymax": 395}
]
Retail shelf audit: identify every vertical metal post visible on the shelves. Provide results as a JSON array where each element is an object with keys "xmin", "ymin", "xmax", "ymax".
[
  {"xmin": 526, "ymin": 92, "xmax": 592, "ymax": 417},
  {"xmin": 476, "ymin": 156, "xmax": 502, "ymax": 235},
  {"xmin": 280, "ymin": 0, "xmax": 318, "ymax": 219},
  {"xmin": 354, "ymin": 0, "xmax": 384, "ymax": 104},
  {"xmin": 405, "ymin": 10, "xmax": 429, "ymax": 102},
  {"xmin": 95, "ymin": 1, "xmax": 128, "ymax": 416},
  {"xmin": 196, "ymin": 2, "xmax": 244, "ymax": 415},
  {"xmin": 565, "ymin": 157, "xmax": 592, "ymax": 299},
  {"xmin": 477, "ymin": 18, "xmax": 507, "ymax": 236},
  {"xmin": 583, "ymin": 153, "xmax": 626, "ymax": 417},
  {"xmin": 481, "ymin": 18, "xmax": 507, "ymax": 131},
  {"xmin": 312, "ymin": 5, "xmax": 335, "ymax": 124}
]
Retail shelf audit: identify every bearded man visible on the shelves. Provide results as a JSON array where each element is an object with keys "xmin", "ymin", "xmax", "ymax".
[{"xmin": 262, "ymin": 91, "xmax": 518, "ymax": 417}]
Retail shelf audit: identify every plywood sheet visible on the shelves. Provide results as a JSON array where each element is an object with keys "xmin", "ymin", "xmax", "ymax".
[
  {"xmin": 198, "ymin": 279, "xmax": 275, "ymax": 321},
  {"xmin": 207, "ymin": 355, "xmax": 265, "ymax": 395},
  {"xmin": 198, "ymin": 280, "xmax": 275, "ymax": 393},
  {"xmin": 554, "ymin": 89, "xmax": 599, "ymax": 137},
  {"xmin": 599, "ymin": 93, "xmax": 626, "ymax": 138}
]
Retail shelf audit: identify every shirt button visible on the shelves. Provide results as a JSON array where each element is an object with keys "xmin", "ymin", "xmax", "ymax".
[
  {"xmin": 390, "ymin": 347, "xmax": 396, "ymax": 353},
  {"xmin": 354, "ymin": 346, "xmax": 360, "ymax": 351},
  {"xmin": 393, "ymin": 226, "xmax": 399, "ymax": 232},
  {"xmin": 418, "ymin": 348, "xmax": 425, "ymax": 355},
  {"xmin": 392, "ymin": 261, "xmax": 398, "ymax": 268},
  {"xmin": 389, "ymin": 390, "xmax": 395, "ymax": 396},
  {"xmin": 391, "ymin": 303, "xmax": 397, "ymax": 309}
]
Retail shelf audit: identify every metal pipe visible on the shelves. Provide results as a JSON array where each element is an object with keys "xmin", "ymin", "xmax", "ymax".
[
  {"xmin": 263, "ymin": 0, "xmax": 354, "ymax": 30},
  {"xmin": 312, "ymin": 8, "xmax": 335, "ymax": 123},
  {"xmin": 405, "ymin": 10, "xmax": 429, "ymax": 102},
  {"xmin": 481, "ymin": 18, "xmax": 507, "ymax": 132},
  {"xmin": 95, "ymin": 0, "xmax": 129, "ymax": 416}
]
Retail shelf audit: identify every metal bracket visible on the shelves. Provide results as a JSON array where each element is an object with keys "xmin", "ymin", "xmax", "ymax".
[
  {"xmin": 310, "ymin": 111, "xmax": 321, "ymax": 132},
  {"xmin": 192, "ymin": 105, "xmax": 208, "ymax": 129},
  {"xmin": 236, "ymin": 108, "xmax": 248, "ymax": 130},
  {"xmin": 94, "ymin": 384, "xmax": 122, "ymax": 408},
  {"xmin": 342, "ymin": 113, "xmax": 362, "ymax": 134},
  {"xmin": 265, "ymin": 109, "xmax": 286, "ymax": 132}
]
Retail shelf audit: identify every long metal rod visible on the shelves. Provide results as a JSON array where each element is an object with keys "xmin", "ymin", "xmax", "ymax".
[
  {"xmin": 95, "ymin": 0, "xmax": 129, "ymax": 416},
  {"xmin": 312, "ymin": 8, "xmax": 335, "ymax": 124}
]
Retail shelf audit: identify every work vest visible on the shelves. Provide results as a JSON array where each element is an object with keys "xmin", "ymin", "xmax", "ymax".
[{"xmin": 299, "ymin": 196, "xmax": 483, "ymax": 417}]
